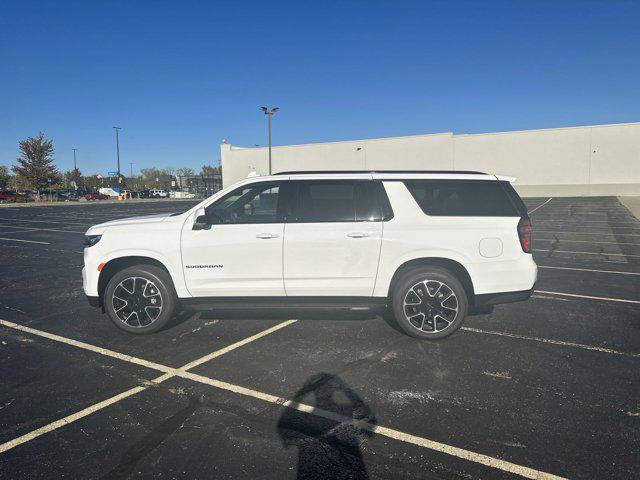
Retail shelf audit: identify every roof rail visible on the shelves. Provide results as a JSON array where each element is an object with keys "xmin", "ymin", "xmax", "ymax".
[{"xmin": 274, "ymin": 170, "xmax": 487, "ymax": 175}]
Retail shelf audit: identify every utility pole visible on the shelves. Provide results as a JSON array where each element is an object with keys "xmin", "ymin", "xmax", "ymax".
[
  {"xmin": 129, "ymin": 162, "xmax": 133, "ymax": 178},
  {"xmin": 72, "ymin": 148, "xmax": 78, "ymax": 170},
  {"xmin": 113, "ymin": 126, "xmax": 122, "ymax": 178},
  {"xmin": 260, "ymin": 107, "xmax": 279, "ymax": 174}
]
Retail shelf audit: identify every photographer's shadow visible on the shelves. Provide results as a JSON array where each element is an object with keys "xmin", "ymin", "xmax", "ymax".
[{"xmin": 277, "ymin": 373, "xmax": 376, "ymax": 480}]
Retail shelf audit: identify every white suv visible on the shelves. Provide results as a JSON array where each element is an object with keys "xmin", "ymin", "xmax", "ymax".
[{"xmin": 83, "ymin": 171, "xmax": 537, "ymax": 339}]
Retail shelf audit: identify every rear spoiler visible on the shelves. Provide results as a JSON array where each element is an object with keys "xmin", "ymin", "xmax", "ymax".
[{"xmin": 495, "ymin": 175, "xmax": 516, "ymax": 183}]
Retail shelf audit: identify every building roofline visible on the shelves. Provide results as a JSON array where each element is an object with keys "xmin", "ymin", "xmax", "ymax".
[{"xmin": 223, "ymin": 121, "xmax": 640, "ymax": 150}]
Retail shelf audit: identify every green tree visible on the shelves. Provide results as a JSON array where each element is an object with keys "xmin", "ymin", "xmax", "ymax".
[
  {"xmin": 0, "ymin": 165, "xmax": 9, "ymax": 189},
  {"xmin": 83, "ymin": 174, "xmax": 103, "ymax": 191},
  {"xmin": 65, "ymin": 168, "xmax": 83, "ymax": 189},
  {"xmin": 12, "ymin": 132, "xmax": 61, "ymax": 192}
]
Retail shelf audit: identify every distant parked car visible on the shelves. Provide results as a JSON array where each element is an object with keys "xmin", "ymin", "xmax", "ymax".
[
  {"xmin": 57, "ymin": 190, "xmax": 79, "ymax": 201},
  {"xmin": 84, "ymin": 192, "xmax": 109, "ymax": 201},
  {"xmin": 149, "ymin": 189, "xmax": 168, "ymax": 198},
  {"xmin": 0, "ymin": 190, "xmax": 20, "ymax": 203}
]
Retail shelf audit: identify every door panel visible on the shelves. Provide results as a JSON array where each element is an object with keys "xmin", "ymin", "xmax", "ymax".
[
  {"xmin": 283, "ymin": 179, "xmax": 384, "ymax": 296},
  {"xmin": 283, "ymin": 221, "xmax": 382, "ymax": 296},
  {"xmin": 181, "ymin": 223, "xmax": 284, "ymax": 297},
  {"xmin": 181, "ymin": 180, "xmax": 286, "ymax": 297}
]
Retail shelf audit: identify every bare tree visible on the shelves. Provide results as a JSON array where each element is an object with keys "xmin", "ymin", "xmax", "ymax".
[
  {"xmin": 200, "ymin": 164, "xmax": 219, "ymax": 176},
  {"xmin": 12, "ymin": 132, "xmax": 61, "ymax": 193},
  {"xmin": 176, "ymin": 167, "xmax": 195, "ymax": 177}
]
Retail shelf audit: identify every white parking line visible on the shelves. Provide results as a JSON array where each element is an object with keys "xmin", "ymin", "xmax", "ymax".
[
  {"xmin": 536, "ymin": 230, "xmax": 640, "ymax": 237},
  {"xmin": 0, "ymin": 229, "xmax": 39, "ymax": 234},
  {"xmin": 536, "ymin": 220, "xmax": 640, "ymax": 226},
  {"xmin": 0, "ymin": 237, "xmax": 50, "ymax": 245},
  {"xmin": 534, "ymin": 290, "xmax": 640, "ymax": 305},
  {"xmin": 537, "ymin": 226, "xmax": 640, "ymax": 231},
  {"xmin": 0, "ymin": 318, "xmax": 296, "ymax": 454},
  {"xmin": 461, "ymin": 327, "xmax": 640, "ymax": 358},
  {"xmin": 536, "ymin": 238, "xmax": 640, "ymax": 246},
  {"xmin": 178, "ymin": 370, "xmax": 567, "ymax": 480},
  {"xmin": 534, "ymin": 248, "xmax": 640, "ymax": 258},
  {"xmin": 527, "ymin": 197, "xmax": 552, "ymax": 214},
  {"xmin": 0, "ymin": 224, "xmax": 85, "ymax": 234},
  {"xmin": 538, "ymin": 265, "xmax": 640, "ymax": 276},
  {"xmin": 0, "ymin": 217, "xmax": 93, "ymax": 226},
  {"xmin": 0, "ymin": 319, "xmax": 567, "ymax": 480}
]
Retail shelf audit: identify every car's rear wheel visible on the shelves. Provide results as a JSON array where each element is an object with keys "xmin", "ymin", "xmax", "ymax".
[
  {"xmin": 104, "ymin": 265, "xmax": 176, "ymax": 334},
  {"xmin": 392, "ymin": 267, "xmax": 468, "ymax": 339}
]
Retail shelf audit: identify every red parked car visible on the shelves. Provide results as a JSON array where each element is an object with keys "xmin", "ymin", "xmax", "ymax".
[
  {"xmin": 0, "ymin": 190, "xmax": 20, "ymax": 203},
  {"xmin": 84, "ymin": 193, "xmax": 110, "ymax": 201}
]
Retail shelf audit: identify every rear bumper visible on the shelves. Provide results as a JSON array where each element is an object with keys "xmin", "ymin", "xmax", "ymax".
[{"xmin": 474, "ymin": 286, "xmax": 534, "ymax": 307}]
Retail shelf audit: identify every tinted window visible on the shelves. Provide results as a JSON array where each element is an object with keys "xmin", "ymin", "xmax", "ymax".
[
  {"xmin": 291, "ymin": 180, "xmax": 387, "ymax": 223},
  {"xmin": 404, "ymin": 180, "xmax": 518, "ymax": 216},
  {"xmin": 207, "ymin": 181, "xmax": 282, "ymax": 224},
  {"xmin": 500, "ymin": 181, "xmax": 528, "ymax": 216}
]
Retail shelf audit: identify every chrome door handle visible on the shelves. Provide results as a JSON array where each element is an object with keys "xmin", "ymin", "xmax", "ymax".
[
  {"xmin": 347, "ymin": 232, "xmax": 369, "ymax": 238},
  {"xmin": 256, "ymin": 232, "xmax": 279, "ymax": 239}
]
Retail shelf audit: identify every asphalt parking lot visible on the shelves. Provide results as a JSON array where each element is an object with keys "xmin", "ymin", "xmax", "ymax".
[{"xmin": 0, "ymin": 197, "xmax": 638, "ymax": 479}]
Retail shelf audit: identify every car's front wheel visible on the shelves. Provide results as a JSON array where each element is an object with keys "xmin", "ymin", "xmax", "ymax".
[
  {"xmin": 392, "ymin": 267, "xmax": 468, "ymax": 339},
  {"xmin": 104, "ymin": 265, "xmax": 176, "ymax": 334}
]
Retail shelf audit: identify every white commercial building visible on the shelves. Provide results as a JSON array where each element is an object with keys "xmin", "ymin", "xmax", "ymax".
[{"xmin": 220, "ymin": 122, "xmax": 640, "ymax": 196}]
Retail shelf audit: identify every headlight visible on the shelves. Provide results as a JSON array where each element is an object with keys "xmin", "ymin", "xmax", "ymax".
[{"xmin": 83, "ymin": 234, "xmax": 102, "ymax": 247}]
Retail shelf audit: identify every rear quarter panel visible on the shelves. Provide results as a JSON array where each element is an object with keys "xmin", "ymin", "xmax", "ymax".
[{"xmin": 373, "ymin": 181, "xmax": 537, "ymax": 297}]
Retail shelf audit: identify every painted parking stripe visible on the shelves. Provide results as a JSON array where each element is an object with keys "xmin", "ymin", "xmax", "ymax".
[
  {"xmin": 0, "ymin": 229, "xmax": 39, "ymax": 235},
  {"xmin": 0, "ymin": 217, "xmax": 93, "ymax": 226},
  {"xmin": 536, "ymin": 238, "xmax": 640, "ymax": 246},
  {"xmin": 536, "ymin": 230, "xmax": 640, "ymax": 237},
  {"xmin": 536, "ymin": 220, "xmax": 640, "ymax": 226},
  {"xmin": 527, "ymin": 197, "xmax": 552, "ymax": 214},
  {"xmin": 461, "ymin": 327, "xmax": 640, "ymax": 358},
  {"xmin": 0, "ymin": 318, "xmax": 296, "ymax": 454},
  {"xmin": 0, "ymin": 319, "xmax": 566, "ymax": 480},
  {"xmin": 0, "ymin": 224, "xmax": 85, "ymax": 234},
  {"xmin": 536, "ymin": 226, "xmax": 640, "ymax": 232},
  {"xmin": 178, "ymin": 370, "xmax": 568, "ymax": 480},
  {"xmin": 537, "ymin": 221, "xmax": 640, "ymax": 227},
  {"xmin": 0, "ymin": 237, "xmax": 50, "ymax": 245},
  {"xmin": 538, "ymin": 265, "xmax": 640, "ymax": 276},
  {"xmin": 534, "ymin": 248, "xmax": 640, "ymax": 258},
  {"xmin": 534, "ymin": 290, "xmax": 640, "ymax": 305}
]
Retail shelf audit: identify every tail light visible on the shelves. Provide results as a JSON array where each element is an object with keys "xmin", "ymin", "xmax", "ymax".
[{"xmin": 518, "ymin": 216, "xmax": 532, "ymax": 253}]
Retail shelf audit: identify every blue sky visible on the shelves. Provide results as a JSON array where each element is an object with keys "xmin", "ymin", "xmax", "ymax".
[{"xmin": 1, "ymin": 0, "xmax": 638, "ymax": 175}]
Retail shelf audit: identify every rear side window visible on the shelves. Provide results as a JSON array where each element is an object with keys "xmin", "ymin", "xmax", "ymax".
[
  {"xmin": 290, "ymin": 180, "xmax": 390, "ymax": 222},
  {"xmin": 404, "ymin": 180, "xmax": 519, "ymax": 217}
]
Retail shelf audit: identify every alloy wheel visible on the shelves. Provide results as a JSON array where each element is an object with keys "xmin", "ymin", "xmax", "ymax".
[
  {"xmin": 112, "ymin": 276, "xmax": 163, "ymax": 327},
  {"xmin": 402, "ymin": 280, "xmax": 459, "ymax": 333}
]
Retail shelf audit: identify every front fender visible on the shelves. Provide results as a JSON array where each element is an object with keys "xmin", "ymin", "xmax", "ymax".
[{"xmin": 100, "ymin": 249, "xmax": 190, "ymax": 298}]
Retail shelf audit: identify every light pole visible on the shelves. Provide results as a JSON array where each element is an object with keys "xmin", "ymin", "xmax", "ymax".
[
  {"xmin": 72, "ymin": 148, "xmax": 78, "ymax": 170},
  {"xmin": 113, "ymin": 126, "xmax": 122, "ymax": 178},
  {"xmin": 260, "ymin": 107, "xmax": 279, "ymax": 174}
]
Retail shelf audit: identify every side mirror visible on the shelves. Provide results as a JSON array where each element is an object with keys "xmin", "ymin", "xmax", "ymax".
[{"xmin": 193, "ymin": 207, "xmax": 211, "ymax": 230}]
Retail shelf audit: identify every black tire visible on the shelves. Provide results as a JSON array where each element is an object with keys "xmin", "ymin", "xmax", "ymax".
[
  {"xmin": 104, "ymin": 265, "xmax": 176, "ymax": 334},
  {"xmin": 391, "ymin": 266, "xmax": 468, "ymax": 339}
]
